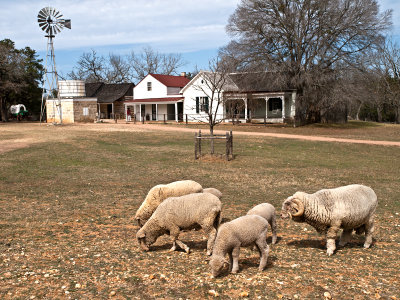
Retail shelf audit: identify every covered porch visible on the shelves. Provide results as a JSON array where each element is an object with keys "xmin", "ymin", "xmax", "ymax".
[
  {"xmin": 124, "ymin": 97, "xmax": 184, "ymax": 122},
  {"xmin": 224, "ymin": 92, "xmax": 291, "ymax": 123}
]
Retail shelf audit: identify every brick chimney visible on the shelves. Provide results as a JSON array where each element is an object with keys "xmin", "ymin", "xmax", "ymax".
[{"xmin": 180, "ymin": 72, "xmax": 186, "ymax": 77}]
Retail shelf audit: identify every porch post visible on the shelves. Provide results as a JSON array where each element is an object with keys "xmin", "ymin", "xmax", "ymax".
[
  {"xmin": 156, "ymin": 104, "xmax": 158, "ymax": 121},
  {"xmin": 281, "ymin": 95, "xmax": 285, "ymax": 121},
  {"xmin": 112, "ymin": 103, "xmax": 114, "ymax": 119},
  {"xmin": 244, "ymin": 98, "xmax": 248, "ymax": 122},
  {"xmin": 265, "ymin": 97, "xmax": 269, "ymax": 120},
  {"xmin": 139, "ymin": 104, "xmax": 142, "ymax": 120},
  {"xmin": 175, "ymin": 102, "xmax": 178, "ymax": 122}
]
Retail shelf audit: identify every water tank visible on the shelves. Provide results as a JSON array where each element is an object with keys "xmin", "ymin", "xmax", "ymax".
[{"xmin": 59, "ymin": 80, "xmax": 86, "ymax": 98}]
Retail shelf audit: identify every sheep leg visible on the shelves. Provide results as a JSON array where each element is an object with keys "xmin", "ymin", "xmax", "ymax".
[
  {"xmin": 228, "ymin": 252, "xmax": 233, "ymax": 272},
  {"xmin": 270, "ymin": 215, "xmax": 277, "ymax": 245},
  {"xmin": 231, "ymin": 246, "xmax": 240, "ymax": 273},
  {"xmin": 326, "ymin": 223, "xmax": 340, "ymax": 256},
  {"xmin": 339, "ymin": 229, "xmax": 352, "ymax": 247},
  {"xmin": 255, "ymin": 231, "xmax": 269, "ymax": 271},
  {"xmin": 202, "ymin": 224, "xmax": 217, "ymax": 256},
  {"xmin": 168, "ymin": 225, "xmax": 190, "ymax": 253},
  {"xmin": 364, "ymin": 217, "xmax": 375, "ymax": 248}
]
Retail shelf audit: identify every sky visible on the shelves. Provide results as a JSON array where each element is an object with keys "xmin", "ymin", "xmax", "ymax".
[{"xmin": 1, "ymin": 0, "xmax": 400, "ymax": 82}]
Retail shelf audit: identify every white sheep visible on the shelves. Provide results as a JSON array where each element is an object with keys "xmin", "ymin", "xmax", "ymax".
[
  {"xmin": 247, "ymin": 203, "xmax": 277, "ymax": 244},
  {"xmin": 136, "ymin": 192, "xmax": 222, "ymax": 255},
  {"xmin": 135, "ymin": 180, "xmax": 203, "ymax": 226},
  {"xmin": 281, "ymin": 184, "xmax": 378, "ymax": 256},
  {"xmin": 209, "ymin": 215, "xmax": 270, "ymax": 277},
  {"xmin": 203, "ymin": 188, "xmax": 222, "ymax": 198}
]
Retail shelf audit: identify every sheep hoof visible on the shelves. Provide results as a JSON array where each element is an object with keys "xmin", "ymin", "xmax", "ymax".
[
  {"xmin": 326, "ymin": 249, "xmax": 334, "ymax": 256},
  {"xmin": 363, "ymin": 243, "xmax": 371, "ymax": 249},
  {"xmin": 206, "ymin": 251, "xmax": 212, "ymax": 256},
  {"xmin": 185, "ymin": 248, "xmax": 191, "ymax": 254}
]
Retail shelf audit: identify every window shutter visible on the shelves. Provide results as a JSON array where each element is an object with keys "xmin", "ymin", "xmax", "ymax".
[
  {"xmin": 204, "ymin": 97, "xmax": 209, "ymax": 113},
  {"xmin": 196, "ymin": 97, "xmax": 199, "ymax": 113}
]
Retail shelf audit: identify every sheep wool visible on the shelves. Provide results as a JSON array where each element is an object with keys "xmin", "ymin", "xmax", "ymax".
[
  {"xmin": 136, "ymin": 192, "xmax": 222, "ymax": 255},
  {"xmin": 281, "ymin": 184, "xmax": 378, "ymax": 256},
  {"xmin": 247, "ymin": 203, "xmax": 277, "ymax": 244},
  {"xmin": 135, "ymin": 180, "xmax": 203, "ymax": 226},
  {"xmin": 210, "ymin": 215, "xmax": 270, "ymax": 277}
]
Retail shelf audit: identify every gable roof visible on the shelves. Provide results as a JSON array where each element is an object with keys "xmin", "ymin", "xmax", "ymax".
[
  {"xmin": 181, "ymin": 71, "xmax": 295, "ymax": 94},
  {"xmin": 149, "ymin": 74, "xmax": 190, "ymax": 88},
  {"xmin": 85, "ymin": 83, "xmax": 134, "ymax": 103}
]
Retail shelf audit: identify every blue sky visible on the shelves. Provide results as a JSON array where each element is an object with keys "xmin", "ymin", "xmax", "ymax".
[{"xmin": 1, "ymin": 0, "xmax": 399, "ymax": 82}]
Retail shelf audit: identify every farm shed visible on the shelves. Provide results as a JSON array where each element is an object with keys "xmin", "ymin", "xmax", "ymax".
[
  {"xmin": 85, "ymin": 82, "xmax": 134, "ymax": 120},
  {"xmin": 46, "ymin": 80, "xmax": 97, "ymax": 123}
]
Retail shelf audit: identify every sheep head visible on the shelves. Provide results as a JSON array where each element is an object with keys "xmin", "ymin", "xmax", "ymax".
[
  {"xmin": 209, "ymin": 256, "xmax": 229, "ymax": 278},
  {"xmin": 281, "ymin": 195, "xmax": 305, "ymax": 219}
]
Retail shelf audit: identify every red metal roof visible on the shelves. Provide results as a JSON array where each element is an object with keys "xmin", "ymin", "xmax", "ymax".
[
  {"xmin": 149, "ymin": 74, "xmax": 190, "ymax": 88},
  {"xmin": 124, "ymin": 97, "xmax": 184, "ymax": 103}
]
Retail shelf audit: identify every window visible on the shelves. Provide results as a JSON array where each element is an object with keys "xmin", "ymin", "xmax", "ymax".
[
  {"xmin": 83, "ymin": 107, "xmax": 89, "ymax": 116},
  {"xmin": 195, "ymin": 97, "xmax": 209, "ymax": 113},
  {"xmin": 147, "ymin": 82, "xmax": 152, "ymax": 91}
]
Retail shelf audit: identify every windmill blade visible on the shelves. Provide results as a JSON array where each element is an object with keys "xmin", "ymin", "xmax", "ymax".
[{"xmin": 54, "ymin": 11, "xmax": 62, "ymax": 19}]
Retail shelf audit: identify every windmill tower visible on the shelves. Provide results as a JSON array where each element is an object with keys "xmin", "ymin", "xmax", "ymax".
[{"xmin": 38, "ymin": 7, "xmax": 71, "ymax": 124}]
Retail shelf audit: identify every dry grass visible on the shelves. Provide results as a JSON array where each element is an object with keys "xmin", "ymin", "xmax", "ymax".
[{"xmin": 0, "ymin": 122, "xmax": 399, "ymax": 299}]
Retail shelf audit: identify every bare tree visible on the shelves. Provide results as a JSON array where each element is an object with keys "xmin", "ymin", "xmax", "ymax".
[
  {"xmin": 129, "ymin": 46, "xmax": 186, "ymax": 82},
  {"xmin": 190, "ymin": 56, "xmax": 234, "ymax": 153},
  {"xmin": 68, "ymin": 49, "xmax": 107, "ymax": 83},
  {"xmin": 105, "ymin": 53, "xmax": 132, "ymax": 84},
  {"xmin": 377, "ymin": 38, "xmax": 400, "ymax": 123},
  {"xmin": 224, "ymin": 0, "xmax": 392, "ymax": 124}
]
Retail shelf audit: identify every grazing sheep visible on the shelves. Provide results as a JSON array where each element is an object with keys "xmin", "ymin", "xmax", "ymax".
[
  {"xmin": 203, "ymin": 188, "xmax": 222, "ymax": 198},
  {"xmin": 281, "ymin": 184, "xmax": 377, "ymax": 256},
  {"xmin": 247, "ymin": 203, "xmax": 277, "ymax": 244},
  {"xmin": 209, "ymin": 215, "xmax": 270, "ymax": 277},
  {"xmin": 135, "ymin": 180, "xmax": 203, "ymax": 226},
  {"xmin": 136, "ymin": 193, "xmax": 222, "ymax": 255}
]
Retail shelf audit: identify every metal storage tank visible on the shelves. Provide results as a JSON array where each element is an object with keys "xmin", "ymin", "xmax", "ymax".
[{"xmin": 59, "ymin": 80, "xmax": 86, "ymax": 98}]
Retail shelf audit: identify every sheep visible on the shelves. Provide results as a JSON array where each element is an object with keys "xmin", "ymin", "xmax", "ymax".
[
  {"xmin": 247, "ymin": 203, "xmax": 277, "ymax": 244},
  {"xmin": 281, "ymin": 184, "xmax": 378, "ymax": 256},
  {"xmin": 203, "ymin": 188, "xmax": 222, "ymax": 198},
  {"xmin": 209, "ymin": 215, "xmax": 270, "ymax": 277},
  {"xmin": 136, "ymin": 192, "xmax": 222, "ymax": 255},
  {"xmin": 135, "ymin": 180, "xmax": 203, "ymax": 227}
]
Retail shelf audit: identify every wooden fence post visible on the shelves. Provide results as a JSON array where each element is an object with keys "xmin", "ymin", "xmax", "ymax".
[
  {"xmin": 226, "ymin": 131, "xmax": 230, "ymax": 161},
  {"xmin": 230, "ymin": 130, "xmax": 233, "ymax": 159},
  {"xmin": 195, "ymin": 132, "xmax": 198, "ymax": 160},
  {"xmin": 264, "ymin": 116, "xmax": 266, "ymax": 127},
  {"xmin": 198, "ymin": 130, "xmax": 202, "ymax": 157},
  {"xmin": 142, "ymin": 115, "xmax": 145, "ymax": 124},
  {"xmin": 134, "ymin": 114, "xmax": 136, "ymax": 124},
  {"xmin": 186, "ymin": 114, "xmax": 188, "ymax": 125},
  {"xmin": 164, "ymin": 114, "xmax": 166, "ymax": 124}
]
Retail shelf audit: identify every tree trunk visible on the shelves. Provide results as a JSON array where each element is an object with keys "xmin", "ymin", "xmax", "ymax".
[
  {"xmin": 356, "ymin": 102, "xmax": 362, "ymax": 121},
  {"xmin": 396, "ymin": 105, "xmax": 400, "ymax": 124},
  {"xmin": 0, "ymin": 98, "xmax": 8, "ymax": 122},
  {"xmin": 210, "ymin": 124, "xmax": 214, "ymax": 155},
  {"xmin": 377, "ymin": 105, "xmax": 383, "ymax": 122}
]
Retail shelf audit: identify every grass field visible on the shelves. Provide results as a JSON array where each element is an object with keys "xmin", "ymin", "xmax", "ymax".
[{"xmin": 0, "ymin": 122, "xmax": 399, "ymax": 299}]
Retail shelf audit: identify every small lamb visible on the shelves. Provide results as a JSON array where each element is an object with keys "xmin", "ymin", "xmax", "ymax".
[
  {"xmin": 247, "ymin": 203, "xmax": 277, "ymax": 244},
  {"xmin": 136, "ymin": 192, "xmax": 222, "ymax": 255},
  {"xmin": 210, "ymin": 215, "xmax": 270, "ymax": 277}
]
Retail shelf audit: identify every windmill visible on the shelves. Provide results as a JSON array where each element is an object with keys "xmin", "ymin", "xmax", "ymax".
[{"xmin": 38, "ymin": 7, "xmax": 71, "ymax": 124}]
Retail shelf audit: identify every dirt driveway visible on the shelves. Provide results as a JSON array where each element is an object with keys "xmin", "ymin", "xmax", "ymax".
[{"xmin": 0, "ymin": 122, "xmax": 399, "ymax": 155}]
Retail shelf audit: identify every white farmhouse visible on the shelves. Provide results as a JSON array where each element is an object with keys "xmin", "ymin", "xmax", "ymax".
[
  {"xmin": 182, "ymin": 71, "xmax": 297, "ymax": 124},
  {"xmin": 124, "ymin": 73, "xmax": 190, "ymax": 122}
]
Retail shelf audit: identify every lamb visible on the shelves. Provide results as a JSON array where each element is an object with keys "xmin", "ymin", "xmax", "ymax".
[
  {"xmin": 209, "ymin": 215, "xmax": 270, "ymax": 277},
  {"xmin": 136, "ymin": 192, "xmax": 222, "ymax": 255},
  {"xmin": 203, "ymin": 188, "xmax": 222, "ymax": 198},
  {"xmin": 135, "ymin": 180, "xmax": 203, "ymax": 226},
  {"xmin": 247, "ymin": 203, "xmax": 277, "ymax": 244},
  {"xmin": 281, "ymin": 184, "xmax": 378, "ymax": 256}
]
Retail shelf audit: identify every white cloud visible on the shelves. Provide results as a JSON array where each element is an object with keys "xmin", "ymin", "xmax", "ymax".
[{"xmin": 0, "ymin": 0, "xmax": 240, "ymax": 53}]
